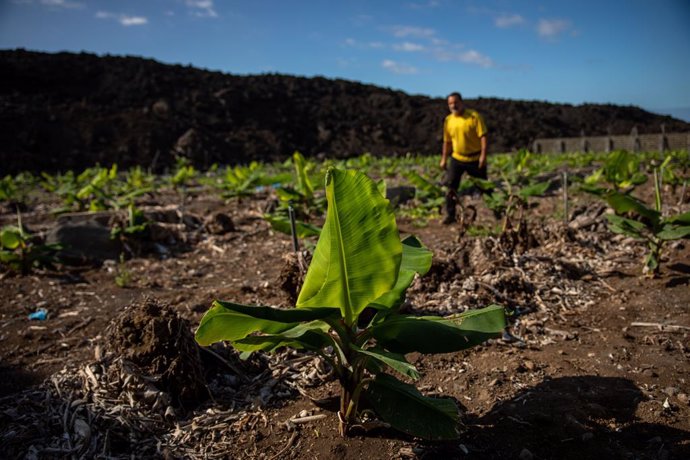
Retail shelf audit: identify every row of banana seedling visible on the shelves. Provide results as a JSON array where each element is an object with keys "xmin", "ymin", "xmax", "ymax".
[
  {"xmin": 2, "ymin": 150, "xmax": 689, "ymax": 275},
  {"xmin": 2, "ymin": 149, "xmax": 686, "ymax": 213}
]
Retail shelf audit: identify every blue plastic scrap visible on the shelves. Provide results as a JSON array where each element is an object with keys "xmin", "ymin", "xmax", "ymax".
[{"xmin": 28, "ymin": 308, "xmax": 48, "ymax": 321}]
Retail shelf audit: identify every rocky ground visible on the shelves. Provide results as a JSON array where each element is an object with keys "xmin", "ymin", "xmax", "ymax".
[
  {"xmin": 2, "ymin": 49, "xmax": 689, "ymax": 175},
  {"xmin": 0, "ymin": 180, "xmax": 689, "ymax": 459}
]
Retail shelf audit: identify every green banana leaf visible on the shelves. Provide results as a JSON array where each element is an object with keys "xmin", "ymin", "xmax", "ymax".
[
  {"xmin": 605, "ymin": 214, "xmax": 647, "ymax": 238},
  {"xmin": 275, "ymin": 186, "xmax": 305, "ymax": 202},
  {"xmin": 195, "ymin": 300, "xmax": 341, "ymax": 346},
  {"xmin": 465, "ymin": 176, "xmax": 495, "ymax": 192},
  {"xmin": 372, "ymin": 304, "xmax": 506, "ymax": 354},
  {"xmin": 232, "ymin": 321, "xmax": 333, "ymax": 353},
  {"xmin": 518, "ymin": 181, "xmax": 551, "ymax": 199},
  {"xmin": 405, "ymin": 171, "xmax": 443, "ymax": 197},
  {"xmin": 657, "ymin": 224, "xmax": 690, "ymax": 241},
  {"xmin": 665, "ymin": 211, "xmax": 690, "ymax": 225},
  {"xmin": 604, "ymin": 191, "xmax": 660, "ymax": 222},
  {"xmin": 368, "ymin": 235, "xmax": 432, "ymax": 310},
  {"xmin": 264, "ymin": 214, "xmax": 322, "ymax": 238},
  {"xmin": 212, "ymin": 300, "xmax": 338, "ymax": 322},
  {"xmin": 365, "ymin": 373, "xmax": 461, "ymax": 440},
  {"xmin": 351, "ymin": 344, "xmax": 420, "ymax": 380},
  {"xmin": 296, "ymin": 169, "xmax": 402, "ymax": 326},
  {"xmin": 195, "ymin": 303, "xmax": 298, "ymax": 346},
  {"xmin": 293, "ymin": 151, "xmax": 314, "ymax": 200},
  {"xmin": 1, "ymin": 226, "xmax": 23, "ymax": 250}
]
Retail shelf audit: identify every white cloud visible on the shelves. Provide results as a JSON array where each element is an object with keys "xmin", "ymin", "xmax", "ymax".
[
  {"xmin": 458, "ymin": 50, "xmax": 493, "ymax": 67},
  {"xmin": 393, "ymin": 42, "xmax": 425, "ymax": 52},
  {"xmin": 382, "ymin": 59, "xmax": 419, "ymax": 74},
  {"xmin": 186, "ymin": 0, "xmax": 218, "ymax": 18},
  {"xmin": 120, "ymin": 15, "xmax": 147, "ymax": 26},
  {"xmin": 15, "ymin": 0, "xmax": 85, "ymax": 8},
  {"xmin": 95, "ymin": 11, "xmax": 148, "ymax": 27},
  {"xmin": 343, "ymin": 38, "xmax": 386, "ymax": 49},
  {"xmin": 434, "ymin": 48, "xmax": 494, "ymax": 68},
  {"xmin": 349, "ymin": 23, "xmax": 493, "ymax": 69},
  {"xmin": 389, "ymin": 25, "xmax": 437, "ymax": 39},
  {"xmin": 495, "ymin": 13, "xmax": 525, "ymax": 28},
  {"xmin": 42, "ymin": 0, "xmax": 83, "ymax": 8},
  {"xmin": 537, "ymin": 18, "xmax": 571, "ymax": 38}
]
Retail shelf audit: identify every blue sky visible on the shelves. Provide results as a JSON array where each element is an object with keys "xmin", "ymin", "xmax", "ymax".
[{"xmin": 1, "ymin": 0, "xmax": 689, "ymax": 120}]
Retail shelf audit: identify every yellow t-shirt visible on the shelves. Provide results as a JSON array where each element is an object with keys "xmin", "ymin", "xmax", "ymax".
[{"xmin": 443, "ymin": 109, "xmax": 488, "ymax": 162}]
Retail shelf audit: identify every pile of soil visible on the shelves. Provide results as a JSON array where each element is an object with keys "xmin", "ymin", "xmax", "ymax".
[
  {"xmin": 104, "ymin": 297, "xmax": 207, "ymax": 407},
  {"xmin": 2, "ymin": 49, "xmax": 689, "ymax": 174}
]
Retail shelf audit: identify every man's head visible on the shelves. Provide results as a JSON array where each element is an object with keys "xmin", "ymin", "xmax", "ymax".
[{"xmin": 447, "ymin": 92, "xmax": 463, "ymax": 115}]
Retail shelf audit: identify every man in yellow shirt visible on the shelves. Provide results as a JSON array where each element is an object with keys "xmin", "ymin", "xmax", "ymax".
[{"xmin": 440, "ymin": 92, "xmax": 488, "ymax": 224}]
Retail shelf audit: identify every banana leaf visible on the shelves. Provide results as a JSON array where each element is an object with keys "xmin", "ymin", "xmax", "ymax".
[
  {"xmin": 297, "ymin": 169, "xmax": 402, "ymax": 326},
  {"xmin": 606, "ymin": 214, "xmax": 647, "ymax": 238},
  {"xmin": 212, "ymin": 300, "xmax": 338, "ymax": 322},
  {"xmin": 196, "ymin": 303, "xmax": 299, "ymax": 346},
  {"xmin": 1, "ymin": 226, "xmax": 23, "ymax": 250},
  {"xmin": 665, "ymin": 211, "xmax": 690, "ymax": 225},
  {"xmin": 264, "ymin": 214, "xmax": 322, "ymax": 238},
  {"xmin": 351, "ymin": 344, "xmax": 420, "ymax": 380},
  {"xmin": 232, "ymin": 321, "xmax": 333, "ymax": 353},
  {"xmin": 518, "ymin": 181, "xmax": 551, "ymax": 198},
  {"xmin": 372, "ymin": 304, "xmax": 506, "ymax": 354},
  {"xmin": 368, "ymin": 235, "xmax": 432, "ymax": 310},
  {"xmin": 604, "ymin": 191, "xmax": 660, "ymax": 222},
  {"xmin": 365, "ymin": 373, "xmax": 461, "ymax": 440},
  {"xmin": 657, "ymin": 224, "xmax": 690, "ymax": 241}
]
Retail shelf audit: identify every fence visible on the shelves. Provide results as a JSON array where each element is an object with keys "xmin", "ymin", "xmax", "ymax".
[{"xmin": 532, "ymin": 129, "xmax": 690, "ymax": 154}]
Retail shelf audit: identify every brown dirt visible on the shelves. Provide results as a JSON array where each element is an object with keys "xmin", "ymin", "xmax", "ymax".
[{"xmin": 0, "ymin": 182, "xmax": 689, "ymax": 459}]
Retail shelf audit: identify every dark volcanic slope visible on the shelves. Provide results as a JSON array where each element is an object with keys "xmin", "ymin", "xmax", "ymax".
[{"xmin": 1, "ymin": 49, "xmax": 688, "ymax": 174}]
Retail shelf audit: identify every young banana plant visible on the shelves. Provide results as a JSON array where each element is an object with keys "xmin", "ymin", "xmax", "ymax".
[
  {"xmin": 605, "ymin": 170, "xmax": 690, "ymax": 276},
  {"xmin": 195, "ymin": 168, "xmax": 506, "ymax": 440}
]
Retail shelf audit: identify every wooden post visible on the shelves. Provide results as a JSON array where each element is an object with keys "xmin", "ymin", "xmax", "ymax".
[
  {"xmin": 288, "ymin": 203, "xmax": 299, "ymax": 252},
  {"xmin": 562, "ymin": 171, "xmax": 569, "ymax": 225}
]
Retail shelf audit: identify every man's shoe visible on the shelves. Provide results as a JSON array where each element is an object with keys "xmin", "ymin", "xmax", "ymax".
[{"xmin": 442, "ymin": 215, "xmax": 456, "ymax": 225}]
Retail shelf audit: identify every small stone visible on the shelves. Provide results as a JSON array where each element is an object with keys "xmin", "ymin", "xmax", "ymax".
[
  {"xmin": 462, "ymin": 278, "xmax": 476, "ymax": 291},
  {"xmin": 676, "ymin": 393, "xmax": 688, "ymax": 405},
  {"xmin": 663, "ymin": 387, "xmax": 678, "ymax": 397},
  {"xmin": 519, "ymin": 448, "xmax": 533, "ymax": 460},
  {"xmin": 642, "ymin": 368, "xmax": 658, "ymax": 378},
  {"xmin": 523, "ymin": 360, "xmax": 536, "ymax": 371}
]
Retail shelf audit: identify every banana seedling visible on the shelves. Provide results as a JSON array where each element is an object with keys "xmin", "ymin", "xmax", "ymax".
[
  {"xmin": 195, "ymin": 169, "xmax": 506, "ymax": 440},
  {"xmin": 605, "ymin": 170, "xmax": 690, "ymax": 276}
]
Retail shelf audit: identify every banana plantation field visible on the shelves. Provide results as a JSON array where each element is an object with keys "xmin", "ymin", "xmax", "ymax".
[{"xmin": 1, "ymin": 150, "xmax": 689, "ymax": 459}]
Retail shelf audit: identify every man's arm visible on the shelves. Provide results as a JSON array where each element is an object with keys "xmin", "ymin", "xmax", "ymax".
[
  {"xmin": 440, "ymin": 140, "xmax": 452, "ymax": 169},
  {"xmin": 478, "ymin": 135, "xmax": 488, "ymax": 169}
]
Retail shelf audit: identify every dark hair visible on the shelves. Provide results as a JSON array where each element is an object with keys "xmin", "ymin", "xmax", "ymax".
[{"xmin": 447, "ymin": 92, "xmax": 462, "ymax": 100}]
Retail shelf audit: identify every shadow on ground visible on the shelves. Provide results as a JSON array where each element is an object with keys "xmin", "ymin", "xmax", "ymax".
[{"xmin": 420, "ymin": 376, "xmax": 689, "ymax": 459}]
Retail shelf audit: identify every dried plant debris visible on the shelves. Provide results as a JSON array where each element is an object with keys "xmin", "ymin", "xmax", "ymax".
[{"xmin": 0, "ymin": 332, "xmax": 334, "ymax": 459}]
